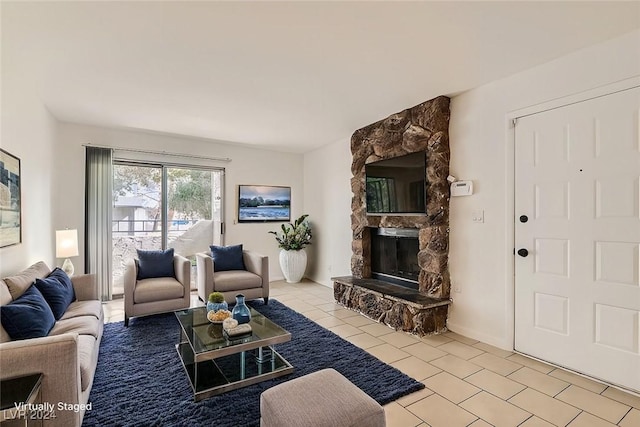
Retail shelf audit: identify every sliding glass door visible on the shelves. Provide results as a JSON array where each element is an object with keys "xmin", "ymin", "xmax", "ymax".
[
  {"xmin": 111, "ymin": 162, "xmax": 223, "ymax": 296},
  {"xmin": 166, "ymin": 167, "xmax": 223, "ymax": 257}
]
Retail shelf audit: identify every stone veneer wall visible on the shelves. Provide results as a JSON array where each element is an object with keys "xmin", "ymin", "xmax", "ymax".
[{"xmin": 350, "ymin": 96, "xmax": 451, "ymax": 298}]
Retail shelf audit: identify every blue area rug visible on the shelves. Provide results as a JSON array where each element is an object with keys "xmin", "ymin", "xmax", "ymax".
[{"xmin": 83, "ymin": 299, "xmax": 424, "ymax": 426}]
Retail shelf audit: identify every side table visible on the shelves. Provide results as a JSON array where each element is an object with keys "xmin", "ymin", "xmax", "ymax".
[{"xmin": 0, "ymin": 374, "xmax": 45, "ymax": 426}]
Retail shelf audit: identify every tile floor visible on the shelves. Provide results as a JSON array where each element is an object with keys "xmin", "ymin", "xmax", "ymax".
[{"xmin": 104, "ymin": 280, "xmax": 640, "ymax": 427}]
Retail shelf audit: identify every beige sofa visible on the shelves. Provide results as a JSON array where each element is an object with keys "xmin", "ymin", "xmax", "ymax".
[
  {"xmin": 0, "ymin": 261, "xmax": 103, "ymax": 427},
  {"xmin": 196, "ymin": 250, "xmax": 269, "ymax": 304}
]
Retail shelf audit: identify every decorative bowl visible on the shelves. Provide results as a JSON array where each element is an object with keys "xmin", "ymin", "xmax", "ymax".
[{"xmin": 207, "ymin": 309, "xmax": 232, "ymax": 323}]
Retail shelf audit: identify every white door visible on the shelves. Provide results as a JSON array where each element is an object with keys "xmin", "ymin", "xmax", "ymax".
[{"xmin": 514, "ymin": 87, "xmax": 640, "ymax": 392}]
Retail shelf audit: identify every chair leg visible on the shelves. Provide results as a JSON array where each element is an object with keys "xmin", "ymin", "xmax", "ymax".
[
  {"xmin": 124, "ymin": 316, "xmax": 129, "ymax": 327},
  {"xmin": 264, "ymin": 297, "xmax": 269, "ymax": 305}
]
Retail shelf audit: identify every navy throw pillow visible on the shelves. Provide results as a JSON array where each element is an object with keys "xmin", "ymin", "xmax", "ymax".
[
  {"xmin": 1, "ymin": 285, "xmax": 56, "ymax": 340},
  {"xmin": 137, "ymin": 248, "xmax": 175, "ymax": 280},
  {"xmin": 210, "ymin": 244, "xmax": 245, "ymax": 271},
  {"xmin": 34, "ymin": 267, "xmax": 76, "ymax": 320}
]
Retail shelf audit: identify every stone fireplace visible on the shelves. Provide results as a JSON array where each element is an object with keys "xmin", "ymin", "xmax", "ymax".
[{"xmin": 333, "ymin": 96, "xmax": 451, "ymax": 335}]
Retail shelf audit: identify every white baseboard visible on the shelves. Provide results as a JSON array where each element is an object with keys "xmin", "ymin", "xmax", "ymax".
[
  {"xmin": 305, "ymin": 274, "xmax": 332, "ymax": 287},
  {"xmin": 446, "ymin": 321, "xmax": 513, "ymax": 351}
]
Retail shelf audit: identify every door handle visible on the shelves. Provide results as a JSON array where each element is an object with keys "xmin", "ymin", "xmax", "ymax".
[
  {"xmin": 517, "ymin": 248, "xmax": 529, "ymax": 257},
  {"xmin": 519, "ymin": 215, "xmax": 528, "ymax": 223}
]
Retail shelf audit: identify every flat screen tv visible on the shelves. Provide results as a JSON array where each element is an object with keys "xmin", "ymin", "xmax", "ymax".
[{"xmin": 365, "ymin": 152, "xmax": 426, "ymax": 214}]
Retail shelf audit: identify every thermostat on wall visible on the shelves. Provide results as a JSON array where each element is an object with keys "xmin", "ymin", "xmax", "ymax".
[{"xmin": 450, "ymin": 180, "xmax": 473, "ymax": 197}]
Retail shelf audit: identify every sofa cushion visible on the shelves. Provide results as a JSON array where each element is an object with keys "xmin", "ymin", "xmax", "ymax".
[
  {"xmin": 49, "ymin": 315, "xmax": 102, "ymax": 340},
  {"xmin": 0, "ymin": 285, "xmax": 56, "ymax": 340},
  {"xmin": 134, "ymin": 278, "xmax": 184, "ymax": 304},
  {"xmin": 136, "ymin": 248, "xmax": 175, "ymax": 280},
  {"xmin": 61, "ymin": 300, "xmax": 103, "ymax": 321},
  {"xmin": 213, "ymin": 270, "xmax": 262, "ymax": 292},
  {"xmin": 0, "ymin": 281, "xmax": 12, "ymax": 343},
  {"xmin": 3, "ymin": 261, "xmax": 51, "ymax": 300},
  {"xmin": 0, "ymin": 280, "xmax": 12, "ymax": 306},
  {"xmin": 78, "ymin": 334, "xmax": 98, "ymax": 392},
  {"xmin": 210, "ymin": 244, "xmax": 245, "ymax": 271},
  {"xmin": 34, "ymin": 268, "xmax": 76, "ymax": 320}
]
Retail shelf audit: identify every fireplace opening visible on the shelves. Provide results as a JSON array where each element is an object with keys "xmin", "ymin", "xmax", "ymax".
[{"xmin": 370, "ymin": 228, "xmax": 420, "ymax": 290}]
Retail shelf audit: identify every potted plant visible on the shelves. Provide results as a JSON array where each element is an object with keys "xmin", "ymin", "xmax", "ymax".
[
  {"xmin": 207, "ymin": 291, "xmax": 228, "ymax": 313},
  {"xmin": 268, "ymin": 214, "xmax": 312, "ymax": 283}
]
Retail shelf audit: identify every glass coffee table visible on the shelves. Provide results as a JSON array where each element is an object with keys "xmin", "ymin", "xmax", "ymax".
[{"xmin": 175, "ymin": 306, "xmax": 293, "ymax": 401}]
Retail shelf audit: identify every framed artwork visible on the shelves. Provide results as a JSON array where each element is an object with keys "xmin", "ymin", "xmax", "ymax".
[
  {"xmin": 238, "ymin": 185, "xmax": 291, "ymax": 223},
  {"xmin": 0, "ymin": 149, "xmax": 21, "ymax": 247}
]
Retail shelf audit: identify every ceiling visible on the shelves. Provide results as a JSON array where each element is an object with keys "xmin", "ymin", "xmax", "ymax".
[{"xmin": 3, "ymin": 1, "xmax": 639, "ymax": 153}]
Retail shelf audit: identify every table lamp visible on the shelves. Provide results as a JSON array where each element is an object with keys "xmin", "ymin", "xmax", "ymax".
[{"xmin": 56, "ymin": 229, "xmax": 79, "ymax": 276}]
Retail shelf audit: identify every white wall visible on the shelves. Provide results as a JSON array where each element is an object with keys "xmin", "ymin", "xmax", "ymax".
[
  {"xmin": 0, "ymin": 96, "xmax": 58, "ymax": 277},
  {"xmin": 304, "ymin": 29, "xmax": 640, "ymax": 348},
  {"xmin": 448, "ymin": 29, "xmax": 640, "ymax": 349},
  {"xmin": 303, "ymin": 137, "xmax": 352, "ymax": 286},
  {"xmin": 55, "ymin": 123, "xmax": 304, "ymax": 281},
  {"xmin": 0, "ymin": 9, "xmax": 59, "ymax": 277}
]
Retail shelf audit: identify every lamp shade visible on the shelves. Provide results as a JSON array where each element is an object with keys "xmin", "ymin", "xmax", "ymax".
[{"xmin": 56, "ymin": 229, "xmax": 79, "ymax": 258}]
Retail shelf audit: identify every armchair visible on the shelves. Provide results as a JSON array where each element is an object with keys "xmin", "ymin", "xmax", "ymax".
[
  {"xmin": 124, "ymin": 255, "xmax": 191, "ymax": 326},
  {"xmin": 196, "ymin": 250, "xmax": 269, "ymax": 304}
]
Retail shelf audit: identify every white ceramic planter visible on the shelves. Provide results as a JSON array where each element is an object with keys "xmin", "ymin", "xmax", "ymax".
[{"xmin": 279, "ymin": 249, "xmax": 307, "ymax": 283}]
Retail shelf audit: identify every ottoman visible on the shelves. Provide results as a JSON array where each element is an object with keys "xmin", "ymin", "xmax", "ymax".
[{"xmin": 260, "ymin": 368, "xmax": 386, "ymax": 427}]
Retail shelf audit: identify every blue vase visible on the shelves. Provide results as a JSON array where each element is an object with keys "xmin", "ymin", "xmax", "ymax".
[
  {"xmin": 207, "ymin": 300, "xmax": 228, "ymax": 313},
  {"xmin": 231, "ymin": 294, "xmax": 251, "ymax": 324}
]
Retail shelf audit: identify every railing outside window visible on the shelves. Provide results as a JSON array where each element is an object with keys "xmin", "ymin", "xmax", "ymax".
[{"xmin": 112, "ymin": 219, "xmax": 200, "ymax": 234}]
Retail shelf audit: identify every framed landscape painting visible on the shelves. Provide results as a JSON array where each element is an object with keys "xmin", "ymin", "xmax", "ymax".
[
  {"xmin": 238, "ymin": 185, "xmax": 291, "ymax": 223},
  {"xmin": 0, "ymin": 149, "xmax": 21, "ymax": 247}
]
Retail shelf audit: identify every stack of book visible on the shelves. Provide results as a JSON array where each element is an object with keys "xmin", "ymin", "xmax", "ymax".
[{"xmin": 224, "ymin": 323, "xmax": 253, "ymax": 340}]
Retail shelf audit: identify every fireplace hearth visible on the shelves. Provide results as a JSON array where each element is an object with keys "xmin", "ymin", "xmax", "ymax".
[{"xmin": 333, "ymin": 276, "xmax": 449, "ymax": 335}]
